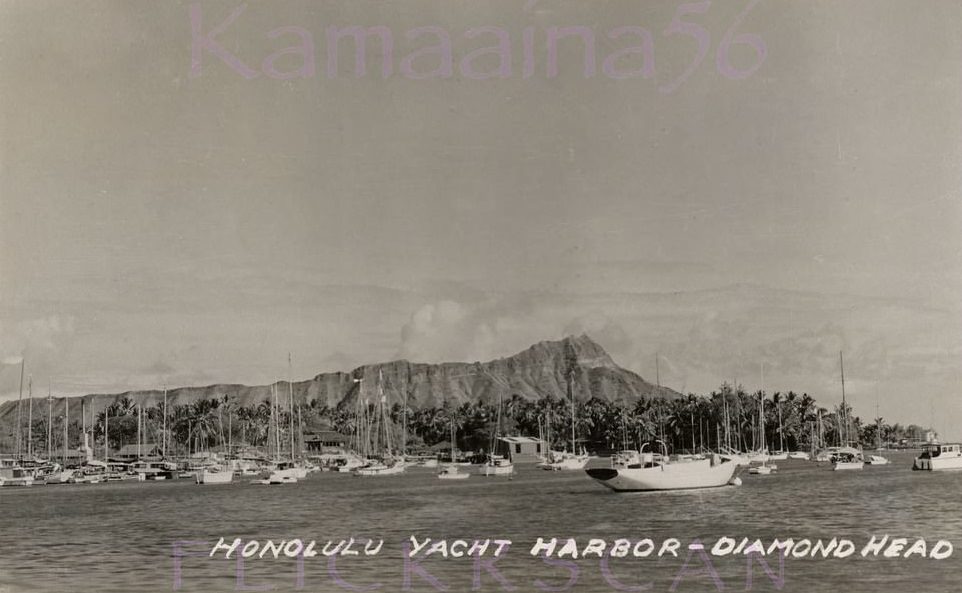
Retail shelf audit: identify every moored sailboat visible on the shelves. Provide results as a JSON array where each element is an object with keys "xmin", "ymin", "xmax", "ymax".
[{"xmin": 438, "ymin": 420, "xmax": 470, "ymax": 480}]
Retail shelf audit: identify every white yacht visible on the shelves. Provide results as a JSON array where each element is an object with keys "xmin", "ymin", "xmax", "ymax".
[
  {"xmin": 913, "ymin": 443, "xmax": 962, "ymax": 471},
  {"xmin": 0, "ymin": 458, "xmax": 34, "ymax": 487},
  {"xmin": 586, "ymin": 441, "xmax": 737, "ymax": 492},
  {"xmin": 831, "ymin": 446, "xmax": 864, "ymax": 471},
  {"xmin": 195, "ymin": 466, "xmax": 234, "ymax": 484}
]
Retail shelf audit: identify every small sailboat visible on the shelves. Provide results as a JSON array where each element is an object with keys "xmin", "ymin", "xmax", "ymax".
[
  {"xmin": 832, "ymin": 353, "xmax": 864, "ymax": 471},
  {"xmin": 438, "ymin": 421, "xmax": 470, "ymax": 480},
  {"xmin": 748, "ymin": 391, "xmax": 776, "ymax": 475},
  {"xmin": 542, "ymin": 373, "xmax": 590, "ymax": 471},
  {"xmin": 355, "ymin": 371, "xmax": 407, "ymax": 477},
  {"xmin": 479, "ymin": 392, "xmax": 514, "ymax": 476}
]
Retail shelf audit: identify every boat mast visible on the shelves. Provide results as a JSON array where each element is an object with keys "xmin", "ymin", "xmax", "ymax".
[
  {"xmin": 47, "ymin": 379, "xmax": 52, "ymax": 458},
  {"xmin": 839, "ymin": 351, "xmax": 847, "ymax": 445},
  {"xmin": 288, "ymin": 353, "xmax": 295, "ymax": 461},
  {"xmin": 63, "ymin": 397, "xmax": 69, "ymax": 464},
  {"xmin": 758, "ymin": 391, "xmax": 765, "ymax": 454},
  {"xmin": 27, "ymin": 375, "xmax": 33, "ymax": 459},
  {"xmin": 163, "ymin": 385, "xmax": 168, "ymax": 458},
  {"xmin": 569, "ymin": 372, "xmax": 576, "ymax": 454},
  {"xmin": 875, "ymin": 398, "xmax": 881, "ymax": 450},
  {"xmin": 16, "ymin": 358, "xmax": 24, "ymax": 460},
  {"xmin": 271, "ymin": 382, "xmax": 279, "ymax": 462},
  {"xmin": 402, "ymin": 378, "xmax": 408, "ymax": 459},
  {"xmin": 137, "ymin": 403, "xmax": 142, "ymax": 460},
  {"xmin": 228, "ymin": 402, "xmax": 233, "ymax": 460},
  {"xmin": 723, "ymin": 389, "xmax": 730, "ymax": 450},
  {"xmin": 778, "ymin": 400, "xmax": 784, "ymax": 452}
]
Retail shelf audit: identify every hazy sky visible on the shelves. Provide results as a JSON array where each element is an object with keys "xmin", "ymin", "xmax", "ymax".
[{"xmin": 1, "ymin": 1, "xmax": 960, "ymax": 435}]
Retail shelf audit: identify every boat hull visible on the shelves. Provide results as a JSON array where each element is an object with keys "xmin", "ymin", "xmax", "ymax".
[
  {"xmin": 355, "ymin": 463, "xmax": 406, "ymax": 476},
  {"xmin": 913, "ymin": 457, "xmax": 962, "ymax": 471},
  {"xmin": 542, "ymin": 456, "xmax": 590, "ymax": 471},
  {"xmin": 832, "ymin": 461, "xmax": 864, "ymax": 471},
  {"xmin": 195, "ymin": 470, "xmax": 234, "ymax": 484},
  {"xmin": 479, "ymin": 463, "xmax": 514, "ymax": 476},
  {"xmin": 586, "ymin": 458, "xmax": 736, "ymax": 492}
]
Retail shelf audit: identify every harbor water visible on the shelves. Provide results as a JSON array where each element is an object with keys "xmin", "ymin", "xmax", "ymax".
[{"xmin": 1, "ymin": 452, "xmax": 960, "ymax": 593}]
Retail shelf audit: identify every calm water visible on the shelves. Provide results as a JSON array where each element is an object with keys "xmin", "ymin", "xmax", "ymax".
[{"xmin": 2, "ymin": 452, "xmax": 960, "ymax": 593}]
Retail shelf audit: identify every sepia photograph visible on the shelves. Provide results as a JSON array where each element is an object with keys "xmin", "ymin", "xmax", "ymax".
[{"xmin": 1, "ymin": 1, "xmax": 960, "ymax": 591}]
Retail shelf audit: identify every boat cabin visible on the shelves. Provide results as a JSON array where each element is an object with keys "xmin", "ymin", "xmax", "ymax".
[{"xmin": 917, "ymin": 443, "xmax": 962, "ymax": 459}]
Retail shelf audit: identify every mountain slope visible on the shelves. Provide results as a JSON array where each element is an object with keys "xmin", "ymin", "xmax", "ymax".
[{"xmin": 0, "ymin": 335, "xmax": 681, "ymax": 435}]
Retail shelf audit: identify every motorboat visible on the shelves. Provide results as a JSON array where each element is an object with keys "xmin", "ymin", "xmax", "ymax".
[
  {"xmin": 131, "ymin": 460, "xmax": 177, "ymax": 481},
  {"xmin": 0, "ymin": 459, "xmax": 34, "ymax": 487},
  {"xmin": 913, "ymin": 443, "xmax": 962, "ymax": 471},
  {"xmin": 864, "ymin": 455, "xmax": 890, "ymax": 466},
  {"xmin": 586, "ymin": 441, "xmax": 738, "ymax": 492},
  {"xmin": 788, "ymin": 451, "xmax": 809, "ymax": 460},
  {"xmin": 273, "ymin": 460, "xmax": 309, "ymax": 480},
  {"xmin": 831, "ymin": 447, "xmax": 864, "ymax": 471}
]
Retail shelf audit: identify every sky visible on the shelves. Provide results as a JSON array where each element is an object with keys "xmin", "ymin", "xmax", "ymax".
[{"xmin": 1, "ymin": 1, "xmax": 960, "ymax": 436}]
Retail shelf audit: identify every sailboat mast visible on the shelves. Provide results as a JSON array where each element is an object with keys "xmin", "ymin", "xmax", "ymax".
[
  {"xmin": 271, "ymin": 382, "xmax": 279, "ymax": 462},
  {"xmin": 16, "ymin": 358, "xmax": 24, "ymax": 460},
  {"xmin": 569, "ymin": 373, "xmax": 575, "ymax": 454},
  {"xmin": 402, "ymin": 382, "xmax": 408, "ymax": 458},
  {"xmin": 47, "ymin": 380, "xmax": 52, "ymax": 458},
  {"xmin": 778, "ymin": 400, "xmax": 784, "ymax": 452},
  {"xmin": 228, "ymin": 402, "xmax": 233, "ymax": 459},
  {"xmin": 137, "ymin": 403, "xmax": 142, "ymax": 460},
  {"xmin": 63, "ymin": 397, "xmax": 69, "ymax": 463},
  {"xmin": 875, "ymin": 398, "xmax": 881, "ymax": 450},
  {"xmin": 723, "ymin": 390, "xmax": 730, "ymax": 450},
  {"xmin": 839, "ymin": 351, "xmax": 847, "ymax": 445},
  {"xmin": 163, "ymin": 386, "xmax": 168, "ymax": 458},
  {"xmin": 288, "ymin": 353, "xmax": 295, "ymax": 461},
  {"xmin": 27, "ymin": 376, "xmax": 33, "ymax": 458}
]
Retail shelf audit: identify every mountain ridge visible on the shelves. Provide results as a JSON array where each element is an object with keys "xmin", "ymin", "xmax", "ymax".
[{"xmin": 0, "ymin": 335, "xmax": 681, "ymax": 431}]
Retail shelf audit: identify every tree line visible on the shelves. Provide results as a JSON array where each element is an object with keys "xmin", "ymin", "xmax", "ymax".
[{"xmin": 7, "ymin": 382, "xmax": 933, "ymax": 458}]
